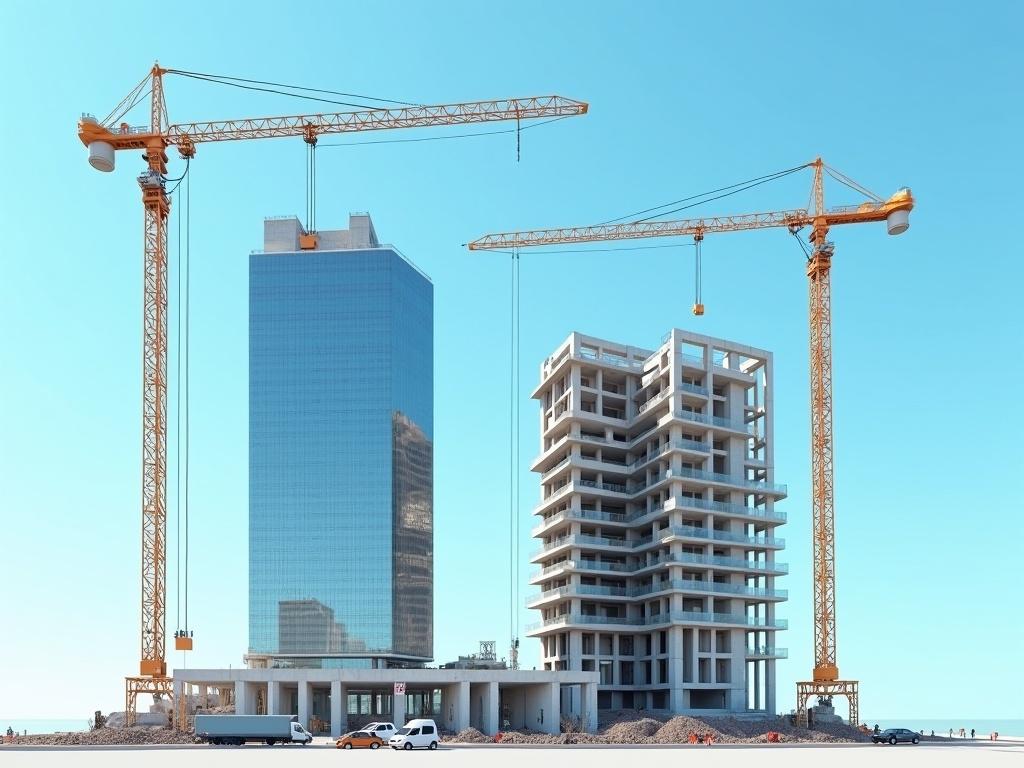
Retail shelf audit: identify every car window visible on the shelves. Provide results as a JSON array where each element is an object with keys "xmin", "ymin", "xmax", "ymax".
[
  {"xmin": 396, "ymin": 727, "xmax": 412, "ymax": 735},
  {"xmin": 422, "ymin": 726, "xmax": 435, "ymax": 735},
  {"xmin": 408, "ymin": 728, "xmax": 420, "ymax": 735}
]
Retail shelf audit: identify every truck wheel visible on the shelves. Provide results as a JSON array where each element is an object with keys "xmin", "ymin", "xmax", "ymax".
[
  {"xmin": 404, "ymin": 742, "xmax": 413, "ymax": 750},
  {"xmin": 429, "ymin": 741, "xmax": 438, "ymax": 750},
  {"xmin": 211, "ymin": 738, "xmax": 221, "ymax": 746},
  {"xmin": 266, "ymin": 739, "xmax": 276, "ymax": 746}
]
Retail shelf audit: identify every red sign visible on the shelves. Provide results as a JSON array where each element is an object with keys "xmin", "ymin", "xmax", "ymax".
[{"xmin": 394, "ymin": 682, "xmax": 406, "ymax": 695}]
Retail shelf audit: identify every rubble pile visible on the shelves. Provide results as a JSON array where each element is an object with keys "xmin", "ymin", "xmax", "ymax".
[
  {"xmin": 10, "ymin": 727, "xmax": 201, "ymax": 746},
  {"xmin": 603, "ymin": 717, "xmax": 663, "ymax": 743},
  {"xmin": 447, "ymin": 727, "xmax": 491, "ymax": 743},
  {"xmin": 442, "ymin": 710, "xmax": 869, "ymax": 745}
]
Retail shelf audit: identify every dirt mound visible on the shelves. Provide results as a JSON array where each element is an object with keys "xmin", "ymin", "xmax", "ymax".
[
  {"xmin": 651, "ymin": 716, "xmax": 726, "ymax": 743},
  {"xmin": 448, "ymin": 727, "xmax": 490, "ymax": 743},
  {"xmin": 603, "ymin": 717, "xmax": 663, "ymax": 743},
  {"xmin": 9, "ymin": 727, "xmax": 202, "ymax": 746}
]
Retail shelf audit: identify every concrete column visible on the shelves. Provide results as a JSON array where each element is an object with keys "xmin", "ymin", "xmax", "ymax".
[
  {"xmin": 691, "ymin": 635, "xmax": 700, "ymax": 684},
  {"xmin": 392, "ymin": 687, "xmax": 406, "ymax": 726},
  {"xmin": 766, "ymin": 660, "xmax": 776, "ymax": 714},
  {"xmin": 545, "ymin": 682, "xmax": 560, "ymax": 735},
  {"xmin": 298, "ymin": 681, "xmax": 312, "ymax": 730},
  {"xmin": 330, "ymin": 681, "xmax": 346, "ymax": 738},
  {"xmin": 199, "ymin": 686, "xmax": 209, "ymax": 711},
  {"xmin": 267, "ymin": 681, "xmax": 283, "ymax": 715},
  {"xmin": 480, "ymin": 682, "xmax": 500, "ymax": 736},
  {"xmin": 234, "ymin": 680, "xmax": 249, "ymax": 716},
  {"xmin": 452, "ymin": 682, "xmax": 469, "ymax": 733},
  {"xmin": 668, "ymin": 626, "xmax": 685, "ymax": 712},
  {"xmin": 568, "ymin": 632, "xmax": 582, "ymax": 671},
  {"xmin": 581, "ymin": 682, "xmax": 598, "ymax": 733}
]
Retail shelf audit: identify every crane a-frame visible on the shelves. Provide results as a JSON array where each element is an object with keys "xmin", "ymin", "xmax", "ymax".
[
  {"xmin": 468, "ymin": 158, "xmax": 914, "ymax": 726},
  {"xmin": 79, "ymin": 63, "xmax": 588, "ymax": 723}
]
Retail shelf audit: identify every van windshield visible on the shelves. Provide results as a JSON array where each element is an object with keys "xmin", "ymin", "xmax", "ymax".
[{"xmin": 396, "ymin": 727, "xmax": 412, "ymax": 735}]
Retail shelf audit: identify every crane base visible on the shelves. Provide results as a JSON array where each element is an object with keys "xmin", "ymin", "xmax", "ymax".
[
  {"xmin": 125, "ymin": 676, "xmax": 174, "ymax": 727},
  {"xmin": 795, "ymin": 679, "xmax": 859, "ymax": 728}
]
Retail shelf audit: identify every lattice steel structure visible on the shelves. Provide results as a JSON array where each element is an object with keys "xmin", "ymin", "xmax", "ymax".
[
  {"xmin": 78, "ymin": 63, "xmax": 588, "ymax": 724},
  {"xmin": 469, "ymin": 158, "xmax": 915, "ymax": 724}
]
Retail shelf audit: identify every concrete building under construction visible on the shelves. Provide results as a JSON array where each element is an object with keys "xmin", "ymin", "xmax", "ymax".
[{"xmin": 527, "ymin": 330, "xmax": 788, "ymax": 715}]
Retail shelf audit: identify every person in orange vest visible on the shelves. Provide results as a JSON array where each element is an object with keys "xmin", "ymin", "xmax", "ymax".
[{"xmin": 688, "ymin": 732, "xmax": 697, "ymax": 744}]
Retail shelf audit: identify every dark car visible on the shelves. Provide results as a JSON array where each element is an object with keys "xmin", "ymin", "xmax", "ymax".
[{"xmin": 872, "ymin": 728, "xmax": 920, "ymax": 745}]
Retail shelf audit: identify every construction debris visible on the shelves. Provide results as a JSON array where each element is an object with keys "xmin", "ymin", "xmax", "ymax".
[
  {"xmin": 6, "ymin": 727, "xmax": 201, "ymax": 746},
  {"xmin": 443, "ymin": 711, "xmax": 872, "ymax": 745}
]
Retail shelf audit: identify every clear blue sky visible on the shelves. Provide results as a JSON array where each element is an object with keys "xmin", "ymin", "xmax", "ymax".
[{"xmin": 1, "ymin": 0, "xmax": 1021, "ymax": 721}]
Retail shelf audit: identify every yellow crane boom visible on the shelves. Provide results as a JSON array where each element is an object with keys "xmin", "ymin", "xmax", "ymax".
[
  {"xmin": 469, "ymin": 158, "xmax": 915, "ymax": 727},
  {"xmin": 79, "ymin": 62, "xmax": 587, "ymax": 725}
]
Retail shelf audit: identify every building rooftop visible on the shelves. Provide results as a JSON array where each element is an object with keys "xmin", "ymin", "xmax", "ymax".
[{"xmin": 257, "ymin": 212, "xmax": 432, "ymax": 283}]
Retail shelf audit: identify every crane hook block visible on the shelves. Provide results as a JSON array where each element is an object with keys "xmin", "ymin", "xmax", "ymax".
[
  {"xmin": 174, "ymin": 635, "xmax": 194, "ymax": 651},
  {"xmin": 692, "ymin": 303, "xmax": 705, "ymax": 316}
]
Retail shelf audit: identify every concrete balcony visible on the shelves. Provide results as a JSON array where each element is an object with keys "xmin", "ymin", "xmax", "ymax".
[
  {"xmin": 629, "ymin": 579, "xmax": 787, "ymax": 601},
  {"xmin": 626, "ymin": 439, "xmax": 711, "ymax": 471},
  {"xmin": 671, "ymin": 467, "xmax": 787, "ymax": 496},
  {"xmin": 532, "ymin": 551, "xmax": 788, "ymax": 580},
  {"xmin": 526, "ymin": 584, "xmax": 629, "ymax": 608},
  {"xmin": 666, "ymin": 495, "xmax": 787, "ymax": 523},
  {"xmin": 532, "ymin": 507, "xmax": 630, "ymax": 537},
  {"xmin": 526, "ymin": 579, "xmax": 786, "ymax": 610},
  {"xmin": 630, "ymin": 552, "xmax": 788, "ymax": 576},
  {"xmin": 531, "ymin": 533, "xmax": 631, "ymax": 562},
  {"xmin": 674, "ymin": 409, "xmax": 754, "ymax": 435},
  {"xmin": 632, "ymin": 525, "xmax": 784, "ymax": 551},
  {"xmin": 526, "ymin": 611, "xmax": 788, "ymax": 635},
  {"xmin": 746, "ymin": 646, "xmax": 788, "ymax": 659}
]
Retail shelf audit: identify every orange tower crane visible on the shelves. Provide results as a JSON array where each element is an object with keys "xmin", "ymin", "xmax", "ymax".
[
  {"xmin": 78, "ymin": 62, "xmax": 588, "ymax": 723},
  {"xmin": 468, "ymin": 158, "xmax": 914, "ymax": 726}
]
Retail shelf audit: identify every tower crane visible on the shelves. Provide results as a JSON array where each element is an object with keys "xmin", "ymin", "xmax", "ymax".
[
  {"xmin": 468, "ymin": 158, "xmax": 914, "ymax": 727},
  {"xmin": 78, "ymin": 63, "xmax": 588, "ymax": 724}
]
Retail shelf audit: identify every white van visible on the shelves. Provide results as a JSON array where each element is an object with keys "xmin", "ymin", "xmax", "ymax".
[
  {"xmin": 388, "ymin": 719, "xmax": 439, "ymax": 750},
  {"xmin": 363, "ymin": 721, "xmax": 397, "ymax": 741}
]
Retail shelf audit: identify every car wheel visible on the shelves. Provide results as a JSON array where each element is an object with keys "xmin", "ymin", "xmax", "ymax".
[
  {"xmin": 429, "ymin": 741, "xmax": 438, "ymax": 750},
  {"xmin": 889, "ymin": 737, "xmax": 897, "ymax": 745},
  {"xmin": 912, "ymin": 737, "xmax": 919, "ymax": 744},
  {"xmin": 344, "ymin": 743, "xmax": 352, "ymax": 749},
  {"xmin": 404, "ymin": 742, "xmax": 413, "ymax": 750},
  {"xmin": 371, "ymin": 743, "xmax": 380, "ymax": 750}
]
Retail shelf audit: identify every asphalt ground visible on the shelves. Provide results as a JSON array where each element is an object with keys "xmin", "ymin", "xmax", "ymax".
[{"xmin": 3, "ymin": 738, "xmax": 1023, "ymax": 767}]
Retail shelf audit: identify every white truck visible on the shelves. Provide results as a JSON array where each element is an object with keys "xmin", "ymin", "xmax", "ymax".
[{"xmin": 193, "ymin": 714, "xmax": 312, "ymax": 746}]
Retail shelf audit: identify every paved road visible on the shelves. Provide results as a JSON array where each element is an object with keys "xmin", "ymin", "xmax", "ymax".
[{"xmin": 3, "ymin": 739, "xmax": 1023, "ymax": 767}]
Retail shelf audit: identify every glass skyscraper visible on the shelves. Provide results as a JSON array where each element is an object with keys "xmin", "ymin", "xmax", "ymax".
[{"xmin": 248, "ymin": 214, "xmax": 433, "ymax": 667}]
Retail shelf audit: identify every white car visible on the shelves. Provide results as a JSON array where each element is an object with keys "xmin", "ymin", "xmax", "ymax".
[
  {"xmin": 389, "ymin": 719, "xmax": 439, "ymax": 750},
  {"xmin": 362, "ymin": 722, "xmax": 397, "ymax": 741}
]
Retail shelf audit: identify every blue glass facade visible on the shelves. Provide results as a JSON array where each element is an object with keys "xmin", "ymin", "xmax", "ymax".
[{"xmin": 249, "ymin": 245, "xmax": 433, "ymax": 664}]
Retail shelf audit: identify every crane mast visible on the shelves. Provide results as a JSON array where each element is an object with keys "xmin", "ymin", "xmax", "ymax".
[
  {"xmin": 469, "ymin": 159, "xmax": 914, "ymax": 726},
  {"xmin": 80, "ymin": 63, "xmax": 588, "ymax": 725}
]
